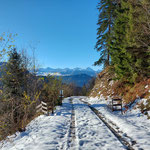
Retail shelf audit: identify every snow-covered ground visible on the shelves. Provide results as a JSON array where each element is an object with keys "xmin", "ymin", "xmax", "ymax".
[
  {"xmin": 0, "ymin": 98, "xmax": 72, "ymax": 150},
  {"xmin": 1, "ymin": 96, "xmax": 150, "ymax": 150},
  {"xmin": 83, "ymin": 96, "xmax": 150, "ymax": 150},
  {"xmin": 73, "ymin": 98, "xmax": 125, "ymax": 150}
]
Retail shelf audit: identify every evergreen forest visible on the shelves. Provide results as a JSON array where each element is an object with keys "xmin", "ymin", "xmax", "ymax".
[{"xmin": 95, "ymin": 0, "xmax": 150, "ymax": 83}]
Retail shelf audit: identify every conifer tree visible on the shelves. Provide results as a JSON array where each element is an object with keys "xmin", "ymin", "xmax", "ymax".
[
  {"xmin": 2, "ymin": 48, "xmax": 24, "ymax": 123},
  {"xmin": 110, "ymin": 0, "xmax": 137, "ymax": 82},
  {"xmin": 128, "ymin": 0, "xmax": 150, "ymax": 78},
  {"xmin": 3, "ymin": 49, "xmax": 24, "ymax": 97},
  {"xmin": 95, "ymin": 0, "xmax": 150, "ymax": 81},
  {"xmin": 95, "ymin": 0, "xmax": 116, "ymax": 67}
]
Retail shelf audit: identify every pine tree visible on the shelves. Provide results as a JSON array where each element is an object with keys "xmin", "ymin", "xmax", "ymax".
[
  {"xmin": 2, "ymin": 48, "xmax": 24, "ymax": 123},
  {"xmin": 95, "ymin": 0, "xmax": 116, "ymax": 67},
  {"xmin": 128, "ymin": 0, "xmax": 150, "ymax": 78},
  {"xmin": 110, "ymin": 0, "xmax": 137, "ymax": 82},
  {"xmin": 95, "ymin": 0, "xmax": 150, "ymax": 81}
]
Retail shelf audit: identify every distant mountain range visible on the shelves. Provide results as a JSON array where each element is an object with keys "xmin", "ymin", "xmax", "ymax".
[
  {"xmin": 37, "ymin": 67, "xmax": 100, "ymax": 77},
  {"xmin": 0, "ymin": 62, "xmax": 101, "ymax": 87},
  {"xmin": 37, "ymin": 67, "xmax": 101, "ymax": 87}
]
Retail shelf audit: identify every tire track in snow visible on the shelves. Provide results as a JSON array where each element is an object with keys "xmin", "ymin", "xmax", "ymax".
[
  {"xmin": 80, "ymin": 99, "xmax": 135, "ymax": 150},
  {"xmin": 66, "ymin": 98, "xmax": 76, "ymax": 150}
]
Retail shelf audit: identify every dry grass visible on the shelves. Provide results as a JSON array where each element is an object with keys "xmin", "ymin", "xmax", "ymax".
[
  {"xmin": 90, "ymin": 68, "xmax": 150, "ymax": 116},
  {"xmin": 111, "ymin": 79, "xmax": 150, "ymax": 104}
]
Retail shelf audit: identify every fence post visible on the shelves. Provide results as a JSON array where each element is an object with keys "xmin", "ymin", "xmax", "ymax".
[
  {"xmin": 112, "ymin": 99, "xmax": 113, "ymax": 111},
  {"xmin": 59, "ymin": 90, "xmax": 64, "ymax": 105},
  {"xmin": 52, "ymin": 98, "xmax": 54, "ymax": 114}
]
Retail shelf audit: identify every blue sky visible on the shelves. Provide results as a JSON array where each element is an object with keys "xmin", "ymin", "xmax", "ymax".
[{"xmin": 0, "ymin": 0, "xmax": 101, "ymax": 70}]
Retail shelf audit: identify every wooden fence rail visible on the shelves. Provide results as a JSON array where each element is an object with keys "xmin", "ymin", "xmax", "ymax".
[
  {"xmin": 36, "ymin": 101, "xmax": 49, "ymax": 115},
  {"xmin": 36, "ymin": 91, "xmax": 64, "ymax": 115},
  {"xmin": 107, "ymin": 97, "xmax": 123, "ymax": 114},
  {"xmin": 112, "ymin": 98, "xmax": 123, "ymax": 114}
]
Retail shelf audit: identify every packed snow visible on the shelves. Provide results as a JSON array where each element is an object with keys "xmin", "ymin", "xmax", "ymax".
[
  {"xmin": 1, "ymin": 96, "xmax": 150, "ymax": 150},
  {"xmin": 73, "ymin": 98, "xmax": 125, "ymax": 150},
  {"xmin": 0, "ymin": 98, "xmax": 72, "ymax": 150},
  {"xmin": 83, "ymin": 96, "xmax": 150, "ymax": 150}
]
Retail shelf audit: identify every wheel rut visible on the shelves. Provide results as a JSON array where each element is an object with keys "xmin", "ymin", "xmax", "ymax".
[
  {"xmin": 66, "ymin": 98, "xmax": 76, "ymax": 149},
  {"xmin": 79, "ymin": 99, "xmax": 135, "ymax": 150}
]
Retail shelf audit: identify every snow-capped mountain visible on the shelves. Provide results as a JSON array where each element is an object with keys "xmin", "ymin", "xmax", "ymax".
[
  {"xmin": 37, "ymin": 67, "xmax": 100, "ymax": 77},
  {"xmin": 37, "ymin": 67, "xmax": 100, "ymax": 87}
]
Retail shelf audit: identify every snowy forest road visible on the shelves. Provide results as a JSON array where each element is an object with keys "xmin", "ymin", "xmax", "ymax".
[
  {"xmin": 1, "ymin": 97, "xmax": 134, "ymax": 150},
  {"xmin": 78, "ymin": 98, "xmax": 134, "ymax": 150},
  {"xmin": 71, "ymin": 97, "xmax": 127, "ymax": 150}
]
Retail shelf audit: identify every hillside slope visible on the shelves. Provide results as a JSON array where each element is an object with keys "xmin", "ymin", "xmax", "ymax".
[
  {"xmin": 61, "ymin": 74, "xmax": 92, "ymax": 87},
  {"xmin": 90, "ymin": 68, "xmax": 150, "ymax": 117}
]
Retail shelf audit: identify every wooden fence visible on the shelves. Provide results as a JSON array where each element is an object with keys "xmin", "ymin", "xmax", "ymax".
[
  {"xmin": 112, "ymin": 98, "xmax": 122, "ymax": 113},
  {"xmin": 36, "ymin": 101, "xmax": 49, "ymax": 115},
  {"xmin": 36, "ymin": 91, "xmax": 64, "ymax": 115},
  {"xmin": 107, "ymin": 97, "xmax": 123, "ymax": 114}
]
